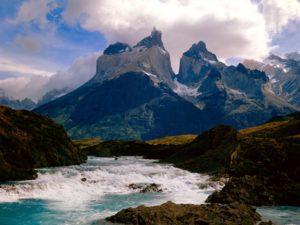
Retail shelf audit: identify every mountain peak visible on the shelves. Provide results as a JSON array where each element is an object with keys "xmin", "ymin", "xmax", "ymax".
[
  {"xmin": 236, "ymin": 63, "xmax": 248, "ymax": 73},
  {"xmin": 184, "ymin": 41, "xmax": 218, "ymax": 62},
  {"xmin": 103, "ymin": 42, "xmax": 132, "ymax": 55},
  {"xmin": 134, "ymin": 27, "xmax": 165, "ymax": 50}
]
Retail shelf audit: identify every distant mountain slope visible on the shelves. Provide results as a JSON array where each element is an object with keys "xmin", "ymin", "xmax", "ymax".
[
  {"xmin": 35, "ymin": 72, "xmax": 212, "ymax": 140},
  {"xmin": 0, "ymin": 89, "xmax": 36, "ymax": 110},
  {"xmin": 243, "ymin": 53, "xmax": 300, "ymax": 108},
  {"xmin": 0, "ymin": 106, "xmax": 85, "ymax": 181},
  {"xmin": 175, "ymin": 42, "xmax": 297, "ymax": 128}
]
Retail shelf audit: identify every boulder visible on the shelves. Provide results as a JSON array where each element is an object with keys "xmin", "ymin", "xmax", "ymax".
[
  {"xmin": 106, "ymin": 201, "xmax": 274, "ymax": 225},
  {"xmin": 128, "ymin": 183, "xmax": 163, "ymax": 193}
]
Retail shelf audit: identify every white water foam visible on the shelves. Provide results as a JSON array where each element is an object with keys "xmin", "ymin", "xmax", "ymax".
[{"xmin": 0, "ymin": 157, "xmax": 223, "ymax": 211}]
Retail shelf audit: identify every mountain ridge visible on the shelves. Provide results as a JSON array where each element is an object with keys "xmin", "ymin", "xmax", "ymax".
[{"xmin": 34, "ymin": 29, "xmax": 298, "ymax": 140}]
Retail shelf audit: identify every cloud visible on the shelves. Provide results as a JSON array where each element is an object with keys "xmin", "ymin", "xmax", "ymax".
[
  {"xmin": 261, "ymin": 0, "xmax": 300, "ymax": 34},
  {"xmin": 8, "ymin": 0, "xmax": 55, "ymax": 29},
  {"xmin": 0, "ymin": 52, "xmax": 99, "ymax": 101},
  {"xmin": 0, "ymin": 55, "xmax": 53, "ymax": 76},
  {"xmin": 14, "ymin": 35, "xmax": 41, "ymax": 53},
  {"xmin": 62, "ymin": 0, "xmax": 271, "ymax": 71}
]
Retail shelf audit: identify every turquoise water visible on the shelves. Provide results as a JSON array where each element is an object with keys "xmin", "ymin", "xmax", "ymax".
[
  {"xmin": 257, "ymin": 206, "xmax": 300, "ymax": 225},
  {"xmin": 0, "ymin": 157, "xmax": 299, "ymax": 225},
  {"xmin": 0, "ymin": 157, "xmax": 218, "ymax": 225}
]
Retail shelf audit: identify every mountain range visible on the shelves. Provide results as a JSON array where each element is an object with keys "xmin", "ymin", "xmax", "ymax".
[
  {"xmin": 34, "ymin": 28, "xmax": 299, "ymax": 140},
  {"xmin": 244, "ymin": 53, "xmax": 300, "ymax": 108}
]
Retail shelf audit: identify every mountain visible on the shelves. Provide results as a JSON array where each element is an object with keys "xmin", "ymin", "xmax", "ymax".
[
  {"xmin": 35, "ymin": 30, "xmax": 212, "ymax": 140},
  {"xmin": 0, "ymin": 89, "xmax": 36, "ymax": 110},
  {"xmin": 88, "ymin": 28, "xmax": 175, "ymax": 88},
  {"xmin": 244, "ymin": 53, "xmax": 300, "ymax": 108},
  {"xmin": 0, "ymin": 105, "xmax": 85, "ymax": 181},
  {"xmin": 37, "ymin": 87, "xmax": 71, "ymax": 106},
  {"xmin": 174, "ymin": 42, "xmax": 297, "ymax": 128},
  {"xmin": 35, "ymin": 29, "xmax": 297, "ymax": 140}
]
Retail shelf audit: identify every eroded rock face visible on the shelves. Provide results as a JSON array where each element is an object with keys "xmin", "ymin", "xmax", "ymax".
[{"xmin": 106, "ymin": 201, "xmax": 273, "ymax": 225}]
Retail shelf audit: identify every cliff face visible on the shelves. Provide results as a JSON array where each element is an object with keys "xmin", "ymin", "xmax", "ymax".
[{"xmin": 0, "ymin": 106, "xmax": 86, "ymax": 181}]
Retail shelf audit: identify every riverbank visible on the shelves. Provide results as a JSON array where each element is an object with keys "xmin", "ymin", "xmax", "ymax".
[{"xmin": 83, "ymin": 113, "xmax": 300, "ymax": 224}]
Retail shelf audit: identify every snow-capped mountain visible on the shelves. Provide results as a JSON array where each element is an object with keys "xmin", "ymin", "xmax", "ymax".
[
  {"xmin": 244, "ymin": 53, "xmax": 300, "ymax": 108},
  {"xmin": 34, "ymin": 29, "xmax": 212, "ymax": 140},
  {"xmin": 35, "ymin": 29, "xmax": 298, "ymax": 140},
  {"xmin": 174, "ymin": 43, "xmax": 296, "ymax": 128},
  {"xmin": 88, "ymin": 28, "xmax": 175, "ymax": 88}
]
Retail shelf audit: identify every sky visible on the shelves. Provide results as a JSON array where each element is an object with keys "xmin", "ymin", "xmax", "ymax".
[{"xmin": 0, "ymin": 0, "xmax": 300, "ymax": 101}]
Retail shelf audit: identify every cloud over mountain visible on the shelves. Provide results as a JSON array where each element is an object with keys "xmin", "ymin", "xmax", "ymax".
[
  {"xmin": 0, "ymin": 53, "xmax": 98, "ymax": 101},
  {"xmin": 63, "ymin": 0, "xmax": 271, "ymax": 70}
]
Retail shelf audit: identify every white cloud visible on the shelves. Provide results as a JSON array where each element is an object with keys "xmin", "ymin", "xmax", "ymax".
[
  {"xmin": 63, "ymin": 0, "xmax": 271, "ymax": 71},
  {"xmin": 0, "ymin": 56, "xmax": 53, "ymax": 76},
  {"xmin": 14, "ymin": 35, "xmax": 41, "ymax": 53},
  {"xmin": 261, "ymin": 0, "xmax": 300, "ymax": 34},
  {"xmin": 8, "ymin": 0, "xmax": 55, "ymax": 29},
  {"xmin": 0, "ymin": 53, "xmax": 99, "ymax": 101}
]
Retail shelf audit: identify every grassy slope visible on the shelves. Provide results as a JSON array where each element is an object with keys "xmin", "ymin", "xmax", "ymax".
[{"xmin": 146, "ymin": 134, "xmax": 197, "ymax": 145}]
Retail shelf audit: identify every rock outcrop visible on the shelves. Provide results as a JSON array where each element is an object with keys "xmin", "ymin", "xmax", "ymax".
[
  {"xmin": 107, "ymin": 201, "xmax": 273, "ymax": 225},
  {"xmin": 0, "ymin": 106, "xmax": 86, "ymax": 181},
  {"xmin": 207, "ymin": 113, "xmax": 300, "ymax": 206}
]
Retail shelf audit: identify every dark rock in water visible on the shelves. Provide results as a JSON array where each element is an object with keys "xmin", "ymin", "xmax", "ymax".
[
  {"xmin": 0, "ymin": 105, "xmax": 86, "ymax": 182},
  {"xmin": 128, "ymin": 183, "xmax": 163, "ymax": 193},
  {"xmin": 106, "ymin": 201, "xmax": 274, "ymax": 225}
]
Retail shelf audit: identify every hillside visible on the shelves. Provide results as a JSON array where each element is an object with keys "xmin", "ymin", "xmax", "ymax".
[
  {"xmin": 146, "ymin": 134, "xmax": 197, "ymax": 145},
  {"xmin": 0, "ymin": 106, "xmax": 86, "ymax": 181}
]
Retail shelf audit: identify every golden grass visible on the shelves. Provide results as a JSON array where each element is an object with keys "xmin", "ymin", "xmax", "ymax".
[
  {"xmin": 73, "ymin": 138, "xmax": 103, "ymax": 149},
  {"xmin": 287, "ymin": 134, "xmax": 300, "ymax": 139},
  {"xmin": 239, "ymin": 121, "xmax": 288, "ymax": 135},
  {"xmin": 147, "ymin": 134, "xmax": 197, "ymax": 145}
]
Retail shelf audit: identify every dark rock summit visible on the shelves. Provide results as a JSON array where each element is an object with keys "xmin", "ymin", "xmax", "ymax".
[
  {"xmin": 134, "ymin": 27, "xmax": 165, "ymax": 50},
  {"xmin": 183, "ymin": 41, "xmax": 218, "ymax": 62},
  {"xmin": 104, "ymin": 42, "xmax": 132, "ymax": 55}
]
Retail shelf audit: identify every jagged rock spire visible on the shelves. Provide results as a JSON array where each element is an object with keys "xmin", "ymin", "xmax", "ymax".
[{"xmin": 134, "ymin": 27, "xmax": 165, "ymax": 50}]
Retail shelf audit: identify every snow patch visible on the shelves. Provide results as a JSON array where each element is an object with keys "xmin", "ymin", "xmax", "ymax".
[
  {"xmin": 203, "ymin": 57, "xmax": 217, "ymax": 64},
  {"xmin": 226, "ymin": 87, "xmax": 245, "ymax": 96},
  {"xmin": 173, "ymin": 78, "xmax": 200, "ymax": 97}
]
